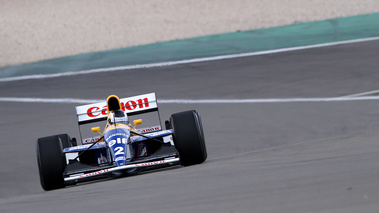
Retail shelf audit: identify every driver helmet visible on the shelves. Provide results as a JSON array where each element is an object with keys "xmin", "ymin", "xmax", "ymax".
[{"xmin": 108, "ymin": 109, "xmax": 128, "ymax": 125}]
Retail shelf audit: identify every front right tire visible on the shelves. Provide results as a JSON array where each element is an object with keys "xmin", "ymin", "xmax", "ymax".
[{"xmin": 170, "ymin": 110, "xmax": 207, "ymax": 166}]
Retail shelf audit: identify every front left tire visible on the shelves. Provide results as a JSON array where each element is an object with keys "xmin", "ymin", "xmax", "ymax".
[{"xmin": 36, "ymin": 134, "xmax": 68, "ymax": 190}]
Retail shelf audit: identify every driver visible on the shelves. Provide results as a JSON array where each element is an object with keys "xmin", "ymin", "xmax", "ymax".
[
  {"xmin": 105, "ymin": 109, "xmax": 134, "ymax": 167},
  {"xmin": 107, "ymin": 109, "xmax": 128, "ymax": 126}
]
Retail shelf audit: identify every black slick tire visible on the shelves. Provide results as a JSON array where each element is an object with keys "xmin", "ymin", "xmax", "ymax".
[
  {"xmin": 170, "ymin": 110, "xmax": 207, "ymax": 166},
  {"xmin": 36, "ymin": 134, "xmax": 68, "ymax": 190}
]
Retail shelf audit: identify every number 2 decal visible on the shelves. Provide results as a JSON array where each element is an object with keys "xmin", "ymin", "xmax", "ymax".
[{"xmin": 114, "ymin": 147, "xmax": 125, "ymax": 155}]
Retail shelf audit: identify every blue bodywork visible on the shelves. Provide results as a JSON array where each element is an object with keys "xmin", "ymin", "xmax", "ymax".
[{"xmin": 63, "ymin": 129, "xmax": 174, "ymax": 167}]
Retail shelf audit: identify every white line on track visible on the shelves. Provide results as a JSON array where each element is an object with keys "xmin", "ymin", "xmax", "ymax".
[
  {"xmin": 0, "ymin": 97, "xmax": 102, "ymax": 104},
  {"xmin": 2, "ymin": 96, "xmax": 379, "ymax": 104},
  {"xmin": 1, "ymin": 36, "xmax": 379, "ymax": 83},
  {"xmin": 340, "ymin": 89, "xmax": 379, "ymax": 98},
  {"xmin": 160, "ymin": 96, "xmax": 379, "ymax": 103},
  {"xmin": 2, "ymin": 37, "xmax": 379, "ymax": 104}
]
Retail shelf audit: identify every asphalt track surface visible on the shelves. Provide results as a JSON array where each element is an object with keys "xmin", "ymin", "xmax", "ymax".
[{"xmin": 1, "ymin": 40, "xmax": 379, "ymax": 212}]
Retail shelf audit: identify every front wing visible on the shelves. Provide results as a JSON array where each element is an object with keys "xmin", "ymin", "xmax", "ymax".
[{"xmin": 64, "ymin": 157, "xmax": 179, "ymax": 182}]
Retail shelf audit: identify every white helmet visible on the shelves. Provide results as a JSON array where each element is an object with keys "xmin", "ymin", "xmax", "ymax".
[{"xmin": 108, "ymin": 109, "xmax": 128, "ymax": 125}]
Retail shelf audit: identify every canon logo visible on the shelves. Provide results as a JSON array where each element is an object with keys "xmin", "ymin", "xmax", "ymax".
[
  {"xmin": 80, "ymin": 169, "xmax": 109, "ymax": 177},
  {"xmin": 84, "ymin": 137, "xmax": 101, "ymax": 143},
  {"xmin": 137, "ymin": 126, "xmax": 161, "ymax": 133},
  {"xmin": 87, "ymin": 98, "xmax": 149, "ymax": 117},
  {"xmin": 136, "ymin": 161, "xmax": 165, "ymax": 167}
]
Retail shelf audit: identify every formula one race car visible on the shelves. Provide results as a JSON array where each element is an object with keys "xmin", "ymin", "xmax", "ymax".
[{"xmin": 36, "ymin": 93, "xmax": 207, "ymax": 190}]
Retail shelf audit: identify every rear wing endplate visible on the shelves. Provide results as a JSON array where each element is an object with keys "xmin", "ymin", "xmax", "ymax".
[{"xmin": 76, "ymin": 93, "xmax": 158, "ymax": 125}]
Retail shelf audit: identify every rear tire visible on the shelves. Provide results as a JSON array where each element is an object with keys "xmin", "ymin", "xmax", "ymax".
[
  {"xmin": 36, "ymin": 134, "xmax": 68, "ymax": 190},
  {"xmin": 170, "ymin": 110, "xmax": 207, "ymax": 166},
  {"xmin": 55, "ymin": 133, "xmax": 75, "ymax": 147}
]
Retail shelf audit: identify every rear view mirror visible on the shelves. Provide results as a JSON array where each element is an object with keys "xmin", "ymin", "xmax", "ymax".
[
  {"xmin": 91, "ymin": 127, "xmax": 101, "ymax": 133},
  {"xmin": 133, "ymin": 119, "xmax": 142, "ymax": 126}
]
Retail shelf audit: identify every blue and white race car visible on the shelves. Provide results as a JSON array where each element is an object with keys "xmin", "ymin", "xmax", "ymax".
[{"xmin": 36, "ymin": 93, "xmax": 207, "ymax": 190}]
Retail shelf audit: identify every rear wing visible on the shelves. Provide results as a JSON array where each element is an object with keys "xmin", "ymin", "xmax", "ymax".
[{"xmin": 76, "ymin": 93, "xmax": 158, "ymax": 125}]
